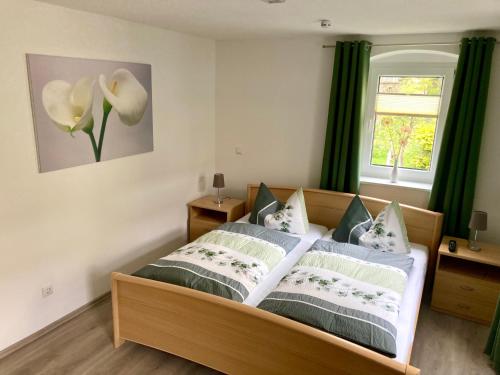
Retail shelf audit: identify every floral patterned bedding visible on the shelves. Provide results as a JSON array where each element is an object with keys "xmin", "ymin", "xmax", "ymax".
[
  {"xmin": 132, "ymin": 222, "xmax": 300, "ymax": 302},
  {"xmin": 257, "ymin": 239, "xmax": 414, "ymax": 357}
]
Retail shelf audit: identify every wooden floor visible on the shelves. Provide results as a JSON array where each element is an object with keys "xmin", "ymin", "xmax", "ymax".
[
  {"xmin": 412, "ymin": 305, "xmax": 494, "ymax": 375},
  {"xmin": 0, "ymin": 297, "xmax": 495, "ymax": 375}
]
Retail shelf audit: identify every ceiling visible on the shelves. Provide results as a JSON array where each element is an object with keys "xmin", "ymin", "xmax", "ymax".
[{"xmin": 38, "ymin": 0, "xmax": 500, "ymax": 40}]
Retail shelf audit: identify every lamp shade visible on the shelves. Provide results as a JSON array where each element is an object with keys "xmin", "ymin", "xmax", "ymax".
[
  {"xmin": 213, "ymin": 173, "xmax": 225, "ymax": 188},
  {"xmin": 469, "ymin": 210, "xmax": 487, "ymax": 231}
]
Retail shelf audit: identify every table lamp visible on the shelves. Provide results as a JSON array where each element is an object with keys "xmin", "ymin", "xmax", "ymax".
[
  {"xmin": 468, "ymin": 210, "xmax": 487, "ymax": 251},
  {"xmin": 213, "ymin": 173, "xmax": 225, "ymax": 206}
]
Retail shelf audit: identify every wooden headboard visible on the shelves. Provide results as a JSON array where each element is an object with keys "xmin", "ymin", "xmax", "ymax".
[{"xmin": 246, "ymin": 184, "xmax": 443, "ymax": 286}]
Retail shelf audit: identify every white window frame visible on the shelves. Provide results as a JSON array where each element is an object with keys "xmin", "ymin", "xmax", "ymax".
[{"xmin": 361, "ymin": 61, "xmax": 456, "ymax": 185}]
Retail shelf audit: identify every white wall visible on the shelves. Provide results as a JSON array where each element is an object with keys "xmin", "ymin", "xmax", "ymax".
[
  {"xmin": 215, "ymin": 33, "xmax": 500, "ymax": 243},
  {"xmin": 215, "ymin": 37, "xmax": 333, "ymax": 194},
  {"xmin": 359, "ymin": 183, "xmax": 430, "ymax": 209},
  {"xmin": 0, "ymin": 0, "xmax": 215, "ymax": 351}
]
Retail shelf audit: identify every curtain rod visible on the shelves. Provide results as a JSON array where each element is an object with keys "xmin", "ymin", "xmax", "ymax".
[{"xmin": 322, "ymin": 41, "xmax": 500, "ymax": 48}]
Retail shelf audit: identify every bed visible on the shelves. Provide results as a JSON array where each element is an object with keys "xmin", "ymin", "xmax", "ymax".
[{"xmin": 111, "ymin": 185, "xmax": 443, "ymax": 375}]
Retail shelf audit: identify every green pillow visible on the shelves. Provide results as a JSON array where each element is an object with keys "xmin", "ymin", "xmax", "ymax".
[
  {"xmin": 332, "ymin": 195, "xmax": 373, "ymax": 245},
  {"xmin": 249, "ymin": 183, "xmax": 283, "ymax": 226}
]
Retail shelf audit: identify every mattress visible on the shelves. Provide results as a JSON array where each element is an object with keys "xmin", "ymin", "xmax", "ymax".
[
  {"xmin": 394, "ymin": 243, "xmax": 428, "ymax": 363},
  {"xmin": 240, "ymin": 221, "xmax": 428, "ymax": 364}
]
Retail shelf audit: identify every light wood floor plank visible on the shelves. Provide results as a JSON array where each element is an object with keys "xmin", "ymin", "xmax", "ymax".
[
  {"xmin": 412, "ymin": 304, "xmax": 494, "ymax": 374},
  {"xmin": 0, "ymin": 297, "xmax": 495, "ymax": 374}
]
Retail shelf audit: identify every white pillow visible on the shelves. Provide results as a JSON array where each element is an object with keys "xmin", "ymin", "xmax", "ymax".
[
  {"xmin": 264, "ymin": 188, "xmax": 309, "ymax": 235},
  {"xmin": 236, "ymin": 213, "xmax": 328, "ymax": 243},
  {"xmin": 358, "ymin": 201, "xmax": 410, "ymax": 254}
]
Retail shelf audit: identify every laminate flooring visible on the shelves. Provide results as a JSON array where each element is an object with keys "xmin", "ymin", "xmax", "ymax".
[{"xmin": 0, "ymin": 297, "xmax": 495, "ymax": 374}]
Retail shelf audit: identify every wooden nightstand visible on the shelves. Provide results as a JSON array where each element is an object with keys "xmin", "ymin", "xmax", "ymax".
[
  {"xmin": 187, "ymin": 196, "xmax": 245, "ymax": 242},
  {"xmin": 431, "ymin": 236, "xmax": 500, "ymax": 325}
]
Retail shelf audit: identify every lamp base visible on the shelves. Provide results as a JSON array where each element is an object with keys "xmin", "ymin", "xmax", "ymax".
[
  {"xmin": 468, "ymin": 229, "xmax": 481, "ymax": 251},
  {"xmin": 214, "ymin": 188, "xmax": 223, "ymax": 207},
  {"xmin": 468, "ymin": 240, "xmax": 481, "ymax": 252}
]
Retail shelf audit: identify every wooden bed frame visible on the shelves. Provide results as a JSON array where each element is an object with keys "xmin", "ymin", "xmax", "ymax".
[{"xmin": 111, "ymin": 185, "xmax": 443, "ymax": 375}]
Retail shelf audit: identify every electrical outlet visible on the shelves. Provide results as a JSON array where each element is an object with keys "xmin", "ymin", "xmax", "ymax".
[{"xmin": 42, "ymin": 285, "xmax": 54, "ymax": 298}]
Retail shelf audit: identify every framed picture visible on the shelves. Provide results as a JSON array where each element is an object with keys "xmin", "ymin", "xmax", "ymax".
[{"xmin": 27, "ymin": 54, "xmax": 153, "ymax": 172}]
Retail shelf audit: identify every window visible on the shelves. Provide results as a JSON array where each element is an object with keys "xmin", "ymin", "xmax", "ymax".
[
  {"xmin": 371, "ymin": 75, "xmax": 443, "ymax": 171},
  {"xmin": 361, "ymin": 55, "xmax": 457, "ymax": 186}
]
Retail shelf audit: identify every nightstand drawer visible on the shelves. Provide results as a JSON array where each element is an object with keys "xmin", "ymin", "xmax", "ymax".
[
  {"xmin": 431, "ymin": 288, "xmax": 496, "ymax": 323},
  {"xmin": 433, "ymin": 270, "xmax": 500, "ymax": 305}
]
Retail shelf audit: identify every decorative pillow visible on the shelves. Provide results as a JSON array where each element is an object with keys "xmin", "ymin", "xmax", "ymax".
[
  {"xmin": 249, "ymin": 182, "xmax": 283, "ymax": 225},
  {"xmin": 332, "ymin": 195, "xmax": 372, "ymax": 245},
  {"xmin": 264, "ymin": 188, "xmax": 309, "ymax": 235},
  {"xmin": 359, "ymin": 201, "xmax": 411, "ymax": 254}
]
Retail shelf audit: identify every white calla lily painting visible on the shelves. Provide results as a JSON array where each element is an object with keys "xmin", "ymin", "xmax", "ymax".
[{"xmin": 27, "ymin": 54, "xmax": 153, "ymax": 172}]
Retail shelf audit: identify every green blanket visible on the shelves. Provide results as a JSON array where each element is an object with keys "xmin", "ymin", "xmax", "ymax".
[
  {"xmin": 258, "ymin": 239, "xmax": 414, "ymax": 357},
  {"xmin": 485, "ymin": 295, "xmax": 500, "ymax": 373},
  {"xmin": 133, "ymin": 222, "xmax": 299, "ymax": 302}
]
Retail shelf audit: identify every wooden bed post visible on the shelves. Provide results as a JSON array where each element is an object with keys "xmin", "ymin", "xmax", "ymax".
[
  {"xmin": 111, "ymin": 274, "xmax": 125, "ymax": 348},
  {"xmin": 405, "ymin": 364, "xmax": 421, "ymax": 374}
]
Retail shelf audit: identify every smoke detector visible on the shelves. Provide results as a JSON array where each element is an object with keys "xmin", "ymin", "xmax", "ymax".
[{"xmin": 320, "ymin": 19, "xmax": 332, "ymax": 29}]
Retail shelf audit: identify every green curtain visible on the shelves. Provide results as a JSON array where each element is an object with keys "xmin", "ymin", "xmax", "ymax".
[
  {"xmin": 428, "ymin": 37, "xmax": 496, "ymax": 237},
  {"xmin": 320, "ymin": 41, "xmax": 372, "ymax": 193},
  {"xmin": 485, "ymin": 295, "xmax": 500, "ymax": 373}
]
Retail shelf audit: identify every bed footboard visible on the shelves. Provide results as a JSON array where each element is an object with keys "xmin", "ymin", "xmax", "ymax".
[{"xmin": 111, "ymin": 272, "xmax": 420, "ymax": 375}]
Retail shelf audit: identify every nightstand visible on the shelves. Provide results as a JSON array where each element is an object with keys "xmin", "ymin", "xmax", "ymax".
[
  {"xmin": 187, "ymin": 196, "xmax": 245, "ymax": 242},
  {"xmin": 431, "ymin": 236, "xmax": 500, "ymax": 325}
]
